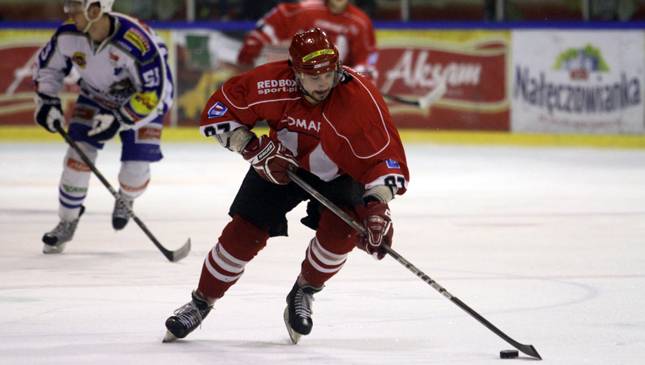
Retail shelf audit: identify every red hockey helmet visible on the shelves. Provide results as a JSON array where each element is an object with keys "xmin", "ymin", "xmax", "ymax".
[{"xmin": 289, "ymin": 28, "xmax": 340, "ymax": 75}]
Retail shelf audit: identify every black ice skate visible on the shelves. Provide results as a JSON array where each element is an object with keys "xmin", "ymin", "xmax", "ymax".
[
  {"xmin": 112, "ymin": 193, "xmax": 133, "ymax": 230},
  {"xmin": 42, "ymin": 205, "xmax": 85, "ymax": 254},
  {"xmin": 163, "ymin": 291, "xmax": 212, "ymax": 342},
  {"xmin": 283, "ymin": 281, "xmax": 322, "ymax": 344}
]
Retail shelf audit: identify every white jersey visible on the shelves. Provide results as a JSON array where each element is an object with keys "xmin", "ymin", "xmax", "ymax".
[{"xmin": 33, "ymin": 13, "xmax": 173, "ymax": 128}]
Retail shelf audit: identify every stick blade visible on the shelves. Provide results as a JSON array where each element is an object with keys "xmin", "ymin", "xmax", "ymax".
[
  {"xmin": 168, "ymin": 238, "xmax": 191, "ymax": 262},
  {"xmin": 516, "ymin": 343, "xmax": 542, "ymax": 360},
  {"xmin": 418, "ymin": 80, "xmax": 447, "ymax": 109}
]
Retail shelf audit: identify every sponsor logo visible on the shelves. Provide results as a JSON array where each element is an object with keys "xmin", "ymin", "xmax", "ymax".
[
  {"xmin": 553, "ymin": 44, "xmax": 608, "ymax": 80},
  {"xmin": 281, "ymin": 116, "xmax": 320, "ymax": 133},
  {"xmin": 71, "ymin": 52, "xmax": 87, "ymax": 68},
  {"xmin": 124, "ymin": 28, "xmax": 150, "ymax": 54},
  {"xmin": 256, "ymin": 142, "xmax": 275, "ymax": 161},
  {"xmin": 383, "ymin": 49, "xmax": 482, "ymax": 91},
  {"xmin": 514, "ymin": 44, "xmax": 641, "ymax": 115},
  {"xmin": 137, "ymin": 127, "xmax": 162, "ymax": 140},
  {"xmin": 130, "ymin": 91, "xmax": 159, "ymax": 115},
  {"xmin": 302, "ymin": 49, "xmax": 335, "ymax": 62},
  {"xmin": 62, "ymin": 184, "xmax": 88, "ymax": 194},
  {"xmin": 109, "ymin": 52, "xmax": 120, "ymax": 62},
  {"xmin": 66, "ymin": 158, "xmax": 90, "ymax": 172},
  {"xmin": 385, "ymin": 159, "xmax": 400, "ymax": 169},
  {"xmin": 313, "ymin": 61, "xmax": 330, "ymax": 69},
  {"xmin": 207, "ymin": 101, "xmax": 228, "ymax": 118},
  {"xmin": 257, "ymin": 79, "xmax": 297, "ymax": 95}
]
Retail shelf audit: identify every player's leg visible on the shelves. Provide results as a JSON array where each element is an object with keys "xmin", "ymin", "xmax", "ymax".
[
  {"xmin": 284, "ymin": 174, "xmax": 363, "ymax": 343},
  {"xmin": 42, "ymin": 97, "xmax": 104, "ymax": 253},
  {"xmin": 164, "ymin": 167, "xmax": 307, "ymax": 342},
  {"xmin": 113, "ymin": 119, "xmax": 162, "ymax": 230},
  {"xmin": 284, "ymin": 208, "xmax": 360, "ymax": 343},
  {"xmin": 112, "ymin": 161, "xmax": 150, "ymax": 229}
]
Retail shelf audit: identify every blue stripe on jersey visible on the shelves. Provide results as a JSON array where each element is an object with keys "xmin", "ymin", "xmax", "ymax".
[{"xmin": 38, "ymin": 23, "xmax": 79, "ymax": 69}]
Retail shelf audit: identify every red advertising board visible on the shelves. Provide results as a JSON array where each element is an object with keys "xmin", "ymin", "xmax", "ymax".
[{"xmin": 376, "ymin": 30, "xmax": 510, "ymax": 130}]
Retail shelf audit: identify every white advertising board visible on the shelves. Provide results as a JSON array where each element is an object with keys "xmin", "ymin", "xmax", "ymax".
[{"xmin": 511, "ymin": 30, "xmax": 644, "ymax": 134}]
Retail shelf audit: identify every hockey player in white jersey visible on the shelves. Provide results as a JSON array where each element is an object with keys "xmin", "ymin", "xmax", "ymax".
[{"xmin": 33, "ymin": 0, "xmax": 174, "ymax": 254}]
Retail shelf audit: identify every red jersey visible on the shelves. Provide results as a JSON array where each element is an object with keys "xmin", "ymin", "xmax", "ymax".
[
  {"xmin": 200, "ymin": 61, "xmax": 408, "ymax": 194},
  {"xmin": 238, "ymin": 0, "xmax": 377, "ymax": 73}
]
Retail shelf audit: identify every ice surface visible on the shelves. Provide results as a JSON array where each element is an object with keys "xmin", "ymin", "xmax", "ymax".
[{"xmin": 1, "ymin": 141, "xmax": 644, "ymax": 364}]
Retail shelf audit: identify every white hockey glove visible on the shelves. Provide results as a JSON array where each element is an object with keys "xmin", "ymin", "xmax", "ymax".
[
  {"xmin": 87, "ymin": 113, "xmax": 122, "ymax": 141},
  {"xmin": 34, "ymin": 92, "xmax": 64, "ymax": 133}
]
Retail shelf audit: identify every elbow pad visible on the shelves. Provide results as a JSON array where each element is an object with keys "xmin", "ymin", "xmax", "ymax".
[{"xmin": 215, "ymin": 127, "xmax": 255, "ymax": 153}]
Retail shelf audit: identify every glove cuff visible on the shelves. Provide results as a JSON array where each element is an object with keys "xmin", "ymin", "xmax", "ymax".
[
  {"xmin": 362, "ymin": 185, "xmax": 395, "ymax": 204},
  {"xmin": 36, "ymin": 92, "xmax": 61, "ymax": 105}
]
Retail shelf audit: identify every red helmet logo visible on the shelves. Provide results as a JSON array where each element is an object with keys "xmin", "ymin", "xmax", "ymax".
[{"xmin": 289, "ymin": 28, "xmax": 339, "ymax": 75}]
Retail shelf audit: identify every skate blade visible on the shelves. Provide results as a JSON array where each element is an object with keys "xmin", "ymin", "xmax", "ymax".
[
  {"xmin": 162, "ymin": 331, "xmax": 178, "ymax": 343},
  {"xmin": 283, "ymin": 307, "xmax": 302, "ymax": 344},
  {"xmin": 42, "ymin": 243, "xmax": 66, "ymax": 254}
]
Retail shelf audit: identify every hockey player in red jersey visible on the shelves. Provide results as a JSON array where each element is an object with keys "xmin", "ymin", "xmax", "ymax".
[
  {"xmin": 237, "ymin": 0, "xmax": 378, "ymax": 80},
  {"xmin": 164, "ymin": 27, "xmax": 408, "ymax": 344}
]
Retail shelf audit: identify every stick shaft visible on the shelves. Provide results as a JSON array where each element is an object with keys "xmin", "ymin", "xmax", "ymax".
[
  {"xmin": 287, "ymin": 170, "xmax": 541, "ymax": 360},
  {"xmin": 54, "ymin": 123, "xmax": 189, "ymax": 262}
]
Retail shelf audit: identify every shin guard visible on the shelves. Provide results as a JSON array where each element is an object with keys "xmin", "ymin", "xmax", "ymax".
[
  {"xmin": 197, "ymin": 215, "xmax": 269, "ymax": 300},
  {"xmin": 300, "ymin": 209, "xmax": 359, "ymax": 288},
  {"xmin": 58, "ymin": 143, "xmax": 97, "ymax": 221}
]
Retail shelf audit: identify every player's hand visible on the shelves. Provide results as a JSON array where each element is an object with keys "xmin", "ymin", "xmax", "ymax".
[
  {"xmin": 237, "ymin": 39, "xmax": 262, "ymax": 66},
  {"xmin": 87, "ymin": 113, "xmax": 121, "ymax": 141},
  {"xmin": 34, "ymin": 92, "xmax": 64, "ymax": 133},
  {"xmin": 356, "ymin": 200, "xmax": 393, "ymax": 260},
  {"xmin": 241, "ymin": 135, "xmax": 298, "ymax": 185}
]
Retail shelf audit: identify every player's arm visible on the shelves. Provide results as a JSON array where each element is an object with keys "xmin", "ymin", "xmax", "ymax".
[
  {"xmin": 118, "ymin": 51, "xmax": 168, "ymax": 129},
  {"xmin": 32, "ymin": 29, "xmax": 72, "ymax": 133},
  {"xmin": 237, "ymin": 4, "xmax": 291, "ymax": 66},
  {"xmin": 199, "ymin": 76, "xmax": 298, "ymax": 185},
  {"xmin": 327, "ymin": 98, "xmax": 409, "ymax": 260},
  {"xmin": 355, "ymin": 156, "xmax": 409, "ymax": 260},
  {"xmin": 350, "ymin": 19, "xmax": 379, "ymax": 82}
]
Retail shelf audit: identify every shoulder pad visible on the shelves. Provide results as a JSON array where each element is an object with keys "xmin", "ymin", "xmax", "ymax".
[
  {"xmin": 112, "ymin": 16, "xmax": 156, "ymax": 60},
  {"xmin": 55, "ymin": 21, "xmax": 82, "ymax": 37}
]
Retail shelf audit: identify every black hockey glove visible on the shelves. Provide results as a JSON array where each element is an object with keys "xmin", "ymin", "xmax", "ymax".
[{"xmin": 34, "ymin": 92, "xmax": 64, "ymax": 133}]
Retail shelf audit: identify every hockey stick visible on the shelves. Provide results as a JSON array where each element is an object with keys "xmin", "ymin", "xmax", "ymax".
[
  {"xmin": 54, "ymin": 122, "xmax": 191, "ymax": 262},
  {"xmin": 287, "ymin": 170, "xmax": 542, "ymax": 360},
  {"xmin": 383, "ymin": 79, "xmax": 447, "ymax": 109}
]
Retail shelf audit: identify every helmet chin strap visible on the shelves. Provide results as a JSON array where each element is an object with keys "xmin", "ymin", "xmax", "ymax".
[{"xmin": 82, "ymin": 8, "xmax": 102, "ymax": 33}]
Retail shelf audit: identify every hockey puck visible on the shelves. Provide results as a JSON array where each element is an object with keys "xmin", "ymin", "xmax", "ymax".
[{"xmin": 500, "ymin": 349, "xmax": 519, "ymax": 359}]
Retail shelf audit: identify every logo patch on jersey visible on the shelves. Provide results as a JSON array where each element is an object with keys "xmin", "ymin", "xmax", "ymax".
[
  {"xmin": 257, "ymin": 79, "xmax": 297, "ymax": 95},
  {"xmin": 129, "ymin": 91, "xmax": 159, "ymax": 116},
  {"xmin": 385, "ymin": 159, "xmax": 401, "ymax": 169},
  {"xmin": 207, "ymin": 102, "xmax": 228, "ymax": 119},
  {"xmin": 72, "ymin": 52, "xmax": 87, "ymax": 69},
  {"xmin": 281, "ymin": 116, "xmax": 320, "ymax": 133},
  {"xmin": 137, "ymin": 126, "xmax": 162, "ymax": 141},
  {"xmin": 124, "ymin": 28, "xmax": 150, "ymax": 54}
]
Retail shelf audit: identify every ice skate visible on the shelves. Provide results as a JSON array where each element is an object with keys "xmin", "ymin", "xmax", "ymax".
[
  {"xmin": 42, "ymin": 206, "xmax": 85, "ymax": 254},
  {"xmin": 163, "ymin": 291, "xmax": 212, "ymax": 342},
  {"xmin": 112, "ymin": 194, "xmax": 133, "ymax": 230},
  {"xmin": 283, "ymin": 281, "xmax": 322, "ymax": 344}
]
